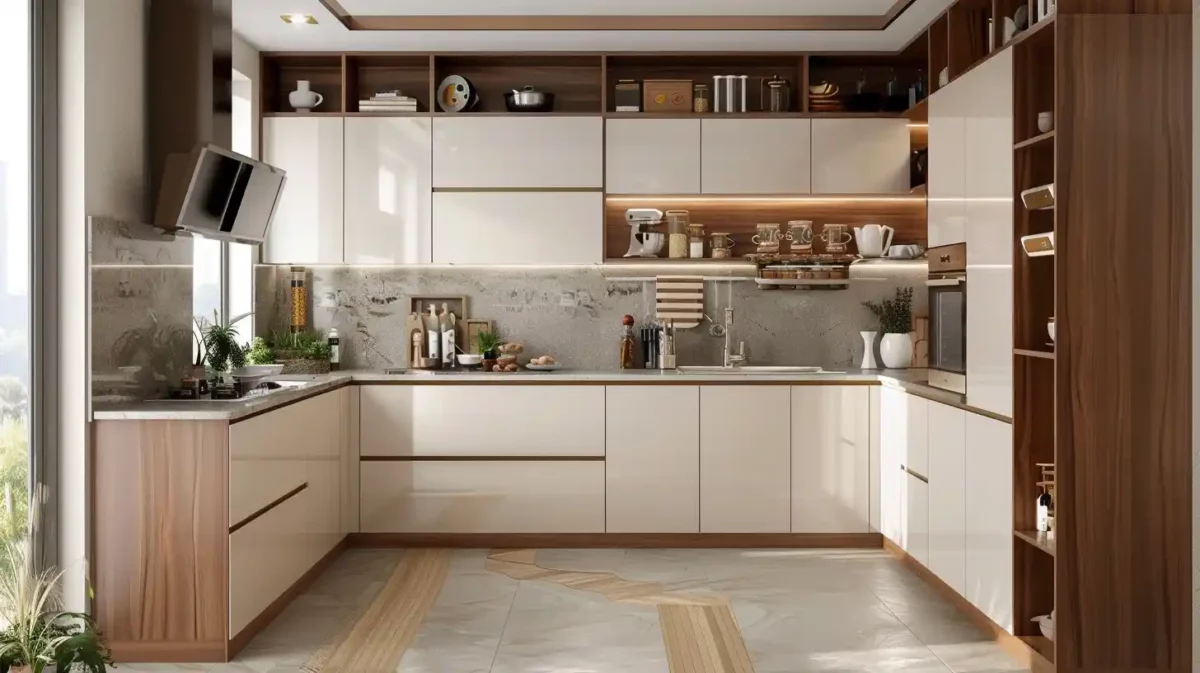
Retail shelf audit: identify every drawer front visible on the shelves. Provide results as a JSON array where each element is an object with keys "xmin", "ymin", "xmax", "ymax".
[
  {"xmin": 360, "ymin": 460, "xmax": 605, "ymax": 533},
  {"xmin": 229, "ymin": 485, "xmax": 310, "ymax": 637},
  {"xmin": 360, "ymin": 385, "xmax": 605, "ymax": 457},
  {"xmin": 433, "ymin": 117, "xmax": 603, "ymax": 188},
  {"xmin": 431, "ymin": 191, "xmax": 602, "ymax": 265}
]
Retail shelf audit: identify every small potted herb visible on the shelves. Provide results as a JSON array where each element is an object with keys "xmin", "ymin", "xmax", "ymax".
[
  {"xmin": 200, "ymin": 311, "xmax": 252, "ymax": 385},
  {"xmin": 475, "ymin": 328, "xmax": 502, "ymax": 372},
  {"xmin": 271, "ymin": 330, "xmax": 333, "ymax": 375},
  {"xmin": 863, "ymin": 287, "xmax": 915, "ymax": 369}
]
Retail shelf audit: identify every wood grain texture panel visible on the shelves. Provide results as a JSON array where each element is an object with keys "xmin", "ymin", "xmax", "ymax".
[
  {"xmin": 603, "ymin": 198, "xmax": 927, "ymax": 259},
  {"xmin": 349, "ymin": 532, "xmax": 881, "ymax": 548},
  {"xmin": 93, "ymin": 420, "xmax": 230, "ymax": 663},
  {"xmin": 1056, "ymin": 13, "xmax": 1191, "ymax": 672},
  {"xmin": 1056, "ymin": 0, "xmax": 1191, "ymax": 13}
]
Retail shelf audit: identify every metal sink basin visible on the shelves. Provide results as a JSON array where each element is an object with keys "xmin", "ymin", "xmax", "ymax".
[{"xmin": 676, "ymin": 365, "xmax": 826, "ymax": 374}]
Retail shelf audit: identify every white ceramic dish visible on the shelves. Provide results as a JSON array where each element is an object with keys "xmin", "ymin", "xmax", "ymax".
[
  {"xmin": 456, "ymin": 354, "xmax": 483, "ymax": 366},
  {"xmin": 525, "ymin": 363, "xmax": 564, "ymax": 371},
  {"xmin": 232, "ymin": 365, "xmax": 285, "ymax": 378}
]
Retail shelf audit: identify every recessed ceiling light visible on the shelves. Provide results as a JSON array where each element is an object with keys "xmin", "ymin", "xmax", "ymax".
[{"xmin": 280, "ymin": 13, "xmax": 317, "ymax": 25}]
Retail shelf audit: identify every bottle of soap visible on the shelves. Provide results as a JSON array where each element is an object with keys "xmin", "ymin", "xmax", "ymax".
[
  {"xmin": 425, "ymin": 305, "xmax": 441, "ymax": 367},
  {"xmin": 328, "ymin": 328, "xmax": 340, "ymax": 371}
]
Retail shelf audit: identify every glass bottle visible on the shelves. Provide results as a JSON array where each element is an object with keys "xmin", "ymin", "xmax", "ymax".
[
  {"xmin": 688, "ymin": 224, "xmax": 706, "ymax": 259},
  {"xmin": 619, "ymin": 315, "xmax": 637, "ymax": 369},
  {"xmin": 693, "ymin": 84, "xmax": 710, "ymax": 113}
]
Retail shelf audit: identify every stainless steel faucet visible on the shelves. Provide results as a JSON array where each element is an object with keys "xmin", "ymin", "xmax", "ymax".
[{"xmin": 722, "ymin": 307, "xmax": 746, "ymax": 368}]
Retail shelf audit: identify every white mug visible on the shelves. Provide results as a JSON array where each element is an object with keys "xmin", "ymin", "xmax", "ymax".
[{"xmin": 1037, "ymin": 111, "xmax": 1054, "ymax": 133}]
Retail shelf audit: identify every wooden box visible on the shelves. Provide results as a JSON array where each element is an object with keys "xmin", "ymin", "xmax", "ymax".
[{"xmin": 643, "ymin": 80, "xmax": 692, "ymax": 113}]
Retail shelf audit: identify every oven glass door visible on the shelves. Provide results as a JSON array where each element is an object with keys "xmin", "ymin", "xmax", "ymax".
[{"xmin": 928, "ymin": 280, "xmax": 966, "ymax": 374}]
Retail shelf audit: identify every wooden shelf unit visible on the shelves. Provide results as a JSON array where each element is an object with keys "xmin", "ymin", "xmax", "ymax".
[{"xmin": 1014, "ymin": 530, "xmax": 1056, "ymax": 557}]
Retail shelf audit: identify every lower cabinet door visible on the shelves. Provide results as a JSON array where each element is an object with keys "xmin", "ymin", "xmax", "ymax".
[
  {"xmin": 360, "ymin": 460, "xmax": 605, "ymax": 533},
  {"xmin": 229, "ymin": 486, "xmax": 310, "ymax": 637},
  {"xmin": 790, "ymin": 386, "xmax": 870, "ymax": 533},
  {"xmin": 700, "ymin": 386, "xmax": 791, "ymax": 533},
  {"xmin": 965, "ymin": 413, "xmax": 1014, "ymax": 633},
  {"xmin": 605, "ymin": 386, "xmax": 700, "ymax": 533},
  {"xmin": 904, "ymin": 472, "xmax": 929, "ymax": 566},
  {"xmin": 927, "ymin": 402, "xmax": 967, "ymax": 595}
]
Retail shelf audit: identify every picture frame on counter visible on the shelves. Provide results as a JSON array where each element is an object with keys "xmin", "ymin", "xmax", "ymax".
[{"xmin": 465, "ymin": 319, "xmax": 494, "ymax": 354}]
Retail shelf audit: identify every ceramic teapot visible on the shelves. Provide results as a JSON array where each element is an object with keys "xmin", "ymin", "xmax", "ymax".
[
  {"xmin": 289, "ymin": 80, "xmax": 324, "ymax": 111},
  {"xmin": 854, "ymin": 224, "xmax": 895, "ymax": 258}
]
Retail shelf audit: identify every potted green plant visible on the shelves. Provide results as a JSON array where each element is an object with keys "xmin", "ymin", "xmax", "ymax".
[
  {"xmin": 475, "ymin": 329, "xmax": 502, "ymax": 372},
  {"xmin": 863, "ymin": 287, "xmax": 915, "ymax": 369},
  {"xmin": 245, "ymin": 337, "xmax": 276, "ymax": 365},
  {"xmin": 200, "ymin": 311, "xmax": 253, "ymax": 385},
  {"xmin": 270, "ymin": 330, "xmax": 332, "ymax": 375},
  {"xmin": 0, "ymin": 540, "xmax": 112, "ymax": 673}
]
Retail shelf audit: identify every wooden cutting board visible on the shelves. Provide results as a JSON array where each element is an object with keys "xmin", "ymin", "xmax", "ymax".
[{"xmin": 656, "ymin": 276, "xmax": 704, "ymax": 329}]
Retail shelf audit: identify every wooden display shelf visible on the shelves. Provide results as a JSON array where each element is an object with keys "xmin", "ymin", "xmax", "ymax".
[
  {"xmin": 1014, "ymin": 348, "xmax": 1055, "ymax": 360},
  {"xmin": 1015, "ymin": 130, "xmax": 1056, "ymax": 151},
  {"xmin": 904, "ymin": 98, "xmax": 928, "ymax": 123},
  {"xmin": 1015, "ymin": 530, "xmax": 1056, "ymax": 557},
  {"xmin": 1020, "ymin": 635, "xmax": 1056, "ymax": 669}
]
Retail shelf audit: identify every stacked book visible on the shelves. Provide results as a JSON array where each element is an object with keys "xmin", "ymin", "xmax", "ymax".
[{"xmin": 359, "ymin": 90, "xmax": 419, "ymax": 112}]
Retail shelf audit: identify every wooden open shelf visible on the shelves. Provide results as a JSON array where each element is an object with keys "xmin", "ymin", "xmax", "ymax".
[
  {"xmin": 262, "ymin": 54, "xmax": 344, "ymax": 114},
  {"xmin": 1015, "ymin": 348, "xmax": 1054, "ymax": 360},
  {"xmin": 1015, "ymin": 530, "xmax": 1056, "ymax": 557},
  {"xmin": 1021, "ymin": 635, "xmax": 1056, "ymax": 668},
  {"xmin": 1015, "ymin": 130, "xmax": 1055, "ymax": 150}
]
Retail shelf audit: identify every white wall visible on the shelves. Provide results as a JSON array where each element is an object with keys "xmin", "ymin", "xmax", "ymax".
[
  {"xmin": 59, "ymin": 0, "xmax": 146, "ymax": 611},
  {"xmin": 233, "ymin": 32, "xmax": 261, "ymax": 159}
]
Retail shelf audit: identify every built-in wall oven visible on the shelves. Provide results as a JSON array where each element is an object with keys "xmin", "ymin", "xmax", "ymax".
[{"xmin": 925, "ymin": 243, "xmax": 967, "ymax": 394}]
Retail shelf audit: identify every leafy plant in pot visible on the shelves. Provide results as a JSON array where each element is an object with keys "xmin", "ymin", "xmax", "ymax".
[
  {"xmin": 475, "ymin": 328, "xmax": 502, "ymax": 372},
  {"xmin": 863, "ymin": 287, "xmax": 915, "ymax": 369},
  {"xmin": 270, "ymin": 330, "xmax": 333, "ymax": 375},
  {"xmin": 197, "ymin": 311, "xmax": 253, "ymax": 385}
]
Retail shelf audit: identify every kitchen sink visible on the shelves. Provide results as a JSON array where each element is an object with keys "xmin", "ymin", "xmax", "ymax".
[{"xmin": 676, "ymin": 365, "xmax": 827, "ymax": 374}]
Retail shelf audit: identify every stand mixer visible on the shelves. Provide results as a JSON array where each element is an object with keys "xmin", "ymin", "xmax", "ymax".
[{"xmin": 624, "ymin": 208, "xmax": 666, "ymax": 258}]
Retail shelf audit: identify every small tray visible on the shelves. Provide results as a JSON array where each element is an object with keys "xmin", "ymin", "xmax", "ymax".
[{"xmin": 525, "ymin": 363, "xmax": 564, "ymax": 371}]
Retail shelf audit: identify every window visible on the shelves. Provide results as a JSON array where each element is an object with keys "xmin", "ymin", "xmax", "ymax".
[
  {"xmin": 0, "ymin": 0, "xmax": 32, "ymax": 554},
  {"xmin": 193, "ymin": 68, "xmax": 256, "ymax": 348}
]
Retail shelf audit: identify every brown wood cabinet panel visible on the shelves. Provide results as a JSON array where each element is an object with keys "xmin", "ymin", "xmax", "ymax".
[
  {"xmin": 1055, "ymin": 13, "xmax": 1191, "ymax": 672},
  {"xmin": 93, "ymin": 420, "xmax": 230, "ymax": 662}
]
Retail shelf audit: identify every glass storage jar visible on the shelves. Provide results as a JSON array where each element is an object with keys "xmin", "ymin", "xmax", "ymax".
[{"xmin": 666, "ymin": 210, "xmax": 690, "ymax": 259}]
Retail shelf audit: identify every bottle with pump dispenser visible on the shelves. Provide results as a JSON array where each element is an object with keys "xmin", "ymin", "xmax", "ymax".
[{"xmin": 328, "ymin": 328, "xmax": 340, "ymax": 371}]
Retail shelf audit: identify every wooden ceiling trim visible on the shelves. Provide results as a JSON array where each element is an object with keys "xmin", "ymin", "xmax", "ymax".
[{"xmin": 316, "ymin": 0, "xmax": 921, "ymax": 32}]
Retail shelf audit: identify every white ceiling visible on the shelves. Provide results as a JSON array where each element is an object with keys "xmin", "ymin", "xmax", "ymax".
[{"xmin": 234, "ymin": 0, "xmax": 950, "ymax": 52}]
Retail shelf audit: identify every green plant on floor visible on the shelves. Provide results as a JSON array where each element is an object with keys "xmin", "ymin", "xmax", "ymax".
[
  {"xmin": 0, "ymin": 539, "xmax": 112, "ymax": 673},
  {"xmin": 475, "ymin": 328, "xmax": 502, "ymax": 357},
  {"xmin": 862, "ymin": 287, "xmax": 914, "ymax": 334},
  {"xmin": 271, "ymin": 329, "xmax": 332, "ymax": 362}
]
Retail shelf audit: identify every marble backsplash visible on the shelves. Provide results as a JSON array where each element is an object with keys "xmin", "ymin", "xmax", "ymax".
[{"xmin": 255, "ymin": 263, "xmax": 928, "ymax": 371}]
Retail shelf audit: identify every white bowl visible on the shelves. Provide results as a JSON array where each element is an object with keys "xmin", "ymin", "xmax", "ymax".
[
  {"xmin": 456, "ymin": 354, "xmax": 483, "ymax": 366},
  {"xmin": 1047, "ymin": 319, "xmax": 1055, "ymax": 342},
  {"xmin": 232, "ymin": 364, "xmax": 285, "ymax": 378}
]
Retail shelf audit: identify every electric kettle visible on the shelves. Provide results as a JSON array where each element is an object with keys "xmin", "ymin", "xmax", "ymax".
[{"xmin": 854, "ymin": 224, "xmax": 895, "ymax": 258}]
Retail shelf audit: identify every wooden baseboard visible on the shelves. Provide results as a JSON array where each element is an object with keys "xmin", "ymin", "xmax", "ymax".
[
  {"xmin": 349, "ymin": 532, "xmax": 883, "ymax": 549},
  {"xmin": 108, "ymin": 640, "xmax": 227, "ymax": 664},
  {"xmin": 882, "ymin": 539, "xmax": 1054, "ymax": 673},
  {"xmin": 227, "ymin": 536, "xmax": 351, "ymax": 659}
]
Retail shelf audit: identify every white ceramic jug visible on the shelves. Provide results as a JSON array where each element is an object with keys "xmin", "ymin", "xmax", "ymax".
[
  {"xmin": 854, "ymin": 224, "xmax": 895, "ymax": 258},
  {"xmin": 289, "ymin": 80, "xmax": 324, "ymax": 111}
]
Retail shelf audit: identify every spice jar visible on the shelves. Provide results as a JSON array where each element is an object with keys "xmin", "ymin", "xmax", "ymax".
[
  {"xmin": 666, "ymin": 210, "xmax": 690, "ymax": 259},
  {"xmin": 693, "ymin": 84, "xmax": 710, "ymax": 113},
  {"xmin": 688, "ymin": 224, "xmax": 706, "ymax": 258},
  {"xmin": 710, "ymin": 232, "xmax": 734, "ymax": 259}
]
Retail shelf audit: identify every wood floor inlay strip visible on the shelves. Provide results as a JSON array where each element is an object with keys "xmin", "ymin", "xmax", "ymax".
[{"xmin": 303, "ymin": 549, "xmax": 451, "ymax": 673}]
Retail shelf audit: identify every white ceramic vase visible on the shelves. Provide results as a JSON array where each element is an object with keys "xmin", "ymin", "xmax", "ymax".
[
  {"xmin": 880, "ymin": 333, "xmax": 913, "ymax": 369},
  {"xmin": 288, "ymin": 80, "xmax": 324, "ymax": 111},
  {"xmin": 859, "ymin": 331, "xmax": 879, "ymax": 369}
]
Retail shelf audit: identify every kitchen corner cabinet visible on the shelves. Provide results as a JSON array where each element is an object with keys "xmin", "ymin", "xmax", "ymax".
[
  {"xmin": 700, "ymin": 386, "xmax": 791, "ymax": 533},
  {"xmin": 810, "ymin": 119, "xmax": 910, "ymax": 194},
  {"xmin": 605, "ymin": 386, "xmax": 700, "ymax": 533},
  {"xmin": 790, "ymin": 386, "xmax": 870, "ymax": 533},
  {"xmin": 927, "ymin": 401, "xmax": 966, "ymax": 596},
  {"xmin": 700, "ymin": 119, "xmax": 811, "ymax": 194},
  {"xmin": 431, "ymin": 191, "xmax": 602, "ymax": 264},
  {"xmin": 433, "ymin": 117, "xmax": 602, "ymax": 188},
  {"xmin": 343, "ymin": 117, "xmax": 432, "ymax": 264},
  {"xmin": 606, "ymin": 119, "xmax": 700, "ymax": 194},
  {"xmin": 263, "ymin": 117, "xmax": 345, "ymax": 264},
  {"xmin": 964, "ymin": 413, "xmax": 1014, "ymax": 634}
]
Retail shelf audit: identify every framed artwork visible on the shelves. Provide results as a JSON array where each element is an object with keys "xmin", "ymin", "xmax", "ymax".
[{"xmin": 465, "ymin": 319, "xmax": 494, "ymax": 354}]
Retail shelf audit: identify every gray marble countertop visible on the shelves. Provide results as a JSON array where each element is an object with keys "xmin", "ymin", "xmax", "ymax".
[{"xmin": 92, "ymin": 367, "xmax": 997, "ymax": 422}]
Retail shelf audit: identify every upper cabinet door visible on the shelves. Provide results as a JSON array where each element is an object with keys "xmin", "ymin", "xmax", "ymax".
[
  {"xmin": 343, "ymin": 117, "xmax": 432, "ymax": 264},
  {"xmin": 606, "ymin": 119, "xmax": 700, "ymax": 194},
  {"xmin": 432, "ymin": 191, "xmax": 601, "ymax": 264},
  {"xmin": 433, "ymin": 117, "xmax": 602, "ymax": 188},
  {"xmin": 964, "ymin": 51, "xmax": 1014, "ymax": 418},
  {"xmin": 263, "ymin": 117, "xmax": 344, "ymax": 264},
  {"xmin": 810, "ymin": 119, "xmax": 910, "ymax": 194},
  {"xmin": 927, "ymin": 85, "xmax": 966, "ymax": 247},
  {"xmin": 700, "ymin": 119, "xmax": 811, "ymax": 194}
]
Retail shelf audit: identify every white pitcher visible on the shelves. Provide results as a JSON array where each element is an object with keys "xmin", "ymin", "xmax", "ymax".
[
  {"xmin": 854, "ymin": 224, "xmax": 894, "ymax": 258},
  {"xmin": 288, "ymin": 80, "xmax": 324, "ymax": 111}
]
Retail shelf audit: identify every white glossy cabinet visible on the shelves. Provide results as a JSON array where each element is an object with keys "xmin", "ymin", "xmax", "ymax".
[
  {"xmin": 927, "ymin": 84, "xmax": 966, "ymax": 247},
  {"xmin": 700, "ymin": 386, "xmax": 791, "ymax": 532},
  {"xmin": 229, "ymin": 483, "xmax": 309, "ymax": 636},
  {"xmin": 965, "ymin": 413, "xmax": 1014, "ymax": 633},
  {"xmin": 905, "ymin": 393, "xmax": 929, "ymax": 478},
  {"xmin": 605, "ymin": 386, "xmax": 700, "ymax": 533},
  {"xmin": 878, "ymin": 387, "xmax": 907, "ymax": 544},
  {"xmin": 433, "ymin": 117, "xmax": 602, "ymax": 188},
  {"xmin": 964, "ymin": 51, "xmax": 1014, "ymax": 418},
  {"xmin": 810, "ymin": 119, "xmax": 910, "ymax": 194},
  {"xmin": 904, "ymin": 473, "xmax": 929, "ymax": 566},
  {"xmin": 359, "ymin": 385, "xmax": 605, "ymax": 457},
  {"xmin": 700, "ymin": 119, "xmax": 811, "ymax": 194},
  {"xmin": 431, "ymin": 191, "xmax": 602, "ymax": 264},
  {"xmin": 360, "ymin": 460, "xmax": 605, "ymax": 533},
  {"xmin": 790, "ymin": 386, "xmax": 870, "ymax": 533},
  {"xmin": 927, "ymin": 401, "xmax": 967, "ymax": 596},
  {"xmin": 869, "ymin": 386, "xmax": 882, "ymax": 532},
  {"xmin": 606, "ymin": 119, "xmax": 700, "ymax": 194},
  {"xmin": 343, "ymin": 117, "xmax": 432, "ymax": 264},
  {"xmin": 263, "ymin": 117, "xmax": 344, "ymax": 263}
]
